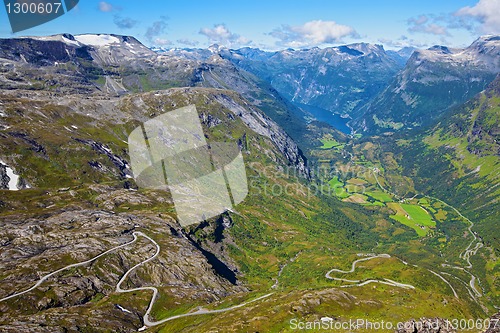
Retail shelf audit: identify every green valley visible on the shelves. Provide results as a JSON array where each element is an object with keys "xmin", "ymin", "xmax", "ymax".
[{"xmin": 0, "ymin": 25, "xmax": 498, "ymax": 333}]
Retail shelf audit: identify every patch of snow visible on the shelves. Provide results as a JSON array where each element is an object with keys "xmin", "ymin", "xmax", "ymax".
[
  {"xmin": 321, "ymin": 317, "xmax": 334, "ymax": 322},
  {"xmin": 125, "ymin": 42, "xmax": 137, "ymax": 54},
  {"xmin": 124, "ymin": 42, "xmax": 138, "ymax": 54},
  {"xmin": 75, "ymin": 34, "xmax": 120, "ymax": 47},
  {"xmin": 62, "ymin": 36, "xmax": 80, "ymax": 47},
  {"xmin": 0, "ymin": 160, "xmax": 19, "ymax": 191},
  {"xmin": 138, "ymin": 326, "xmax": 147, "ymax": 332},
  {"xmin": 71, "ymin": 125, "xmax": 78, "ymax": 129},
  {"xmin": 102, "ymin": 146, "xmax": 113, "ymax": 154},
  {"xmin": 116, "ymin": 304, "xmax": 132, "ymax": 314},
  {"xmin": 29, "ymin": 35, "xmax": 82, "ymax": 47}
]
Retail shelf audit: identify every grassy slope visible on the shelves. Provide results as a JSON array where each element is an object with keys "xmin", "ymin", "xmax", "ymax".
[
  {"xmin": 376, "ymin": 76, "xmax": 500, "ymax": 308},
  {"xmin": 0, "ymin": 87, "xmax": 487, "ymax": 332},
  {"xmin": 391, "ymin": 77, "xmax": 499, "ymax": 251}
]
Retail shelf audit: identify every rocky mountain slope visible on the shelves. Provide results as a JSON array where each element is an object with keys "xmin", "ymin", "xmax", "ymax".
[
  {"xmin": 351, "ymin": 35, "xmax": 500, "ymax": 133},
  {"xmin": 161, "ymin": 37, "xmax": 499, "ymax": 137},
  {"xmin": 0, "ymin": 33, "xmax": 316, "ymax": 151},
  {"xmin": 0, "ymin": 33, "xmax": 497, "ymax": 332},
  {"xmin": 0, "ymin": 82, "xmax": 314, "ymax": 331},
  {"xmin": 198, "ymin": 43, "xmax": 405, "ymax": 117},
  {"xmin": 390, "ymin": 74, "xmax": 499, "ymax": 251},
  {"xmin": 0, "ymin": 78, "xmax": 444, "ymax": 333},
  {"xmin": 371, "ymin": 75, "xmax": 500, "ymax": 308}
]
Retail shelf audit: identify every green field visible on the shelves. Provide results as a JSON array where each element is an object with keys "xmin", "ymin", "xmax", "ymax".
[
  {"xmin": 365, "ymin": 191, "xmax": 393, "ymax": 203},
  {"xmin": 328, "ymin": 176, "xmax": 343, "ymax": 188},
  {"xmin": 388, "ymin": 203, "xmax": 435, "ymax": 237},
  {"xmin": 319, "ymin": 138, "xmax": 344, "ymax": 150},
  {"xmin": 362, "ymin": 201, "xmax": 385, "ymax": 207}
]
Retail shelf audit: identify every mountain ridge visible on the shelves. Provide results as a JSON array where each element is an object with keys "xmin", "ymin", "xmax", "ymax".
[
  {"xmin": 0, "ymin": 31, "xmax": 499, "ymax": 332},
  {"xmin": 350, "ymin": 35, "xmax": 500, "ymax": 133}
]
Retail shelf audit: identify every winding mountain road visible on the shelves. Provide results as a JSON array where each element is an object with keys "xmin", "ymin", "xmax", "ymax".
[
  {"xmin": 0, "ymin": 231, "xmax": 273, "ymax": 330},
  {"xmin": 371, "ymin": 168, "xmax": 484, "ymax": 300},
  {"xmin": 428, "ymin": 269, "xmax": 459, "ymax": 298},
  {"xmin": 325, "ymin": 254, "xmax": 415, "ymax": 290},
  {"xmin": 138, "ymin": 292, "xmax": 274, "ymax": 330},
  {"xmin": 425, "ymin": 194, "xmax": 483, "ymax": 269},
  {"xmin": 0, "ymin": 232, "xmax": 142, "ymax": 303}
]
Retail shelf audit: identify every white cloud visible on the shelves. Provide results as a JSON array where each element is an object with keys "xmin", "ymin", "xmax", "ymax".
[
  {"xmin": 416, "ymin": 23, "xmax": 449, "ymax": 35},
  {"xmin": 270, "ymin": 20, "xmax": 358, "ymax": 48},
  {"xmin": 378, "ymin": 35, "xmax": 428, "ymax": 49},
  {"xmin": 408, "ymin": 15, "xmax": 450, "ymax": 36},
  {"xmin": 199, "ymin": 24, "xmax": 251, "ymax": 47},
  {"xmin": 177, "ymin": 39, "xmax": 199, "ymax": 47},
  {"xmin": 98, "ymin": 1, "xmax": 114, "ymax": 12},
  {"xmin": 154, "ymin": 38, "xmax": 172, "ymax": 46},
  {"xmin": 456, "ymin": 0, "xmax": 500, "ymax": 34},
  {"xmin": 412, "ymin": 15, "xmax": 429, "ymax": 26},
  {"xmin": 114, "ymin": 16, "xmax": 137, "ymax": 29},
  {"xmin": 145, "ymin": 16, "xmax": 169, "ymax": 44}
]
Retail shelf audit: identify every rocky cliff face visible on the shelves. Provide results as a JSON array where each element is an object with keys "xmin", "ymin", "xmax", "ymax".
[
  {"xmin": 0, "ymin": 82, "xmax": 310, "ymax": 331},
  {"xmin": 212, "ymin": 93, "xmax": 309, "ymax": 177},
  {"xmin": 0, "ymin": 163, "xmax": 9, "ymax": 189},
  {"xmin": 166, "ymin": 42, "xmax": 404, "ymax": 117},
  {"xmin": 350, "ymin": 35, "xmax": 500, "ymax": 133}
]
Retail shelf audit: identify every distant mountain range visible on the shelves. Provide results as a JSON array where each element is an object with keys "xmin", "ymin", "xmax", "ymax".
[
  {"xmin": 0, "ymin": 32, "xmax": 499, "ymax": 332},
  {"xmin": 157, "ymin": 35, "xmax": 500, "ymax": 134},
  {"xmin": 159, "ymin": 42, "xmax": 407, "ymax": 124},
  {"xmin": 1, "ymin": 33, "xmax": 498, "ymax": 136},
  {"xmin": 350, "ymin": 35, "xmax": 500, "ymax": 132}
]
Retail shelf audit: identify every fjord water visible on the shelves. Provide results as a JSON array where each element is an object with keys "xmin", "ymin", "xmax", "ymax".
[{"xmin": 294, "ymin": 102, "xmax": 351, "ymax": 134}]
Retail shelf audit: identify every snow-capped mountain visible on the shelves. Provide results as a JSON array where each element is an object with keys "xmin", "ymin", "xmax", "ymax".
[
  {"xmin": 156, "ymin": 43, "xmax": 409, "ymax": 118},
  {"xmin": 219, "ymin": 43, "xmax": 406, "ymax": 117},
  {"xmin": 350, "ymin": 35, "xmax": 500, "ymax": 133},
  {"xmin": 0, "ymin": 33, "xmax": 155, "ymax": 68},
  {"xmin": 1, "ymin": 33, "xmax": 498, "ymax": 135}
]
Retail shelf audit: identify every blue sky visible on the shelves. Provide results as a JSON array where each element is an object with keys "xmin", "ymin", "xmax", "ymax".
[{"xmin": 1, "ymin": 0, "xmax": 499, "ymax": 50}]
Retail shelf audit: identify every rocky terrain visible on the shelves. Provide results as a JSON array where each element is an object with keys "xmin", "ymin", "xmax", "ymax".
[
  {"xmin": 162, "ymin": 43, "xmax": 405, "ymax": 118},
  {"xmin": 0, "ymin": 51, "xmax": 314, "ymax": 329},
  {"xmin": 0, "ymin": 206, "xmax": 246, "ymax": 332},
  {"xmin": 350, "ymin": 35, "xmax": 500, "ymax": 132},
  {"xmin": 161, "ymin": 36, "xmax": 500, "ymax": 135},
  {"xmin": 0, "ymin": 33, "xmax": 498, "ymax": 332}
]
